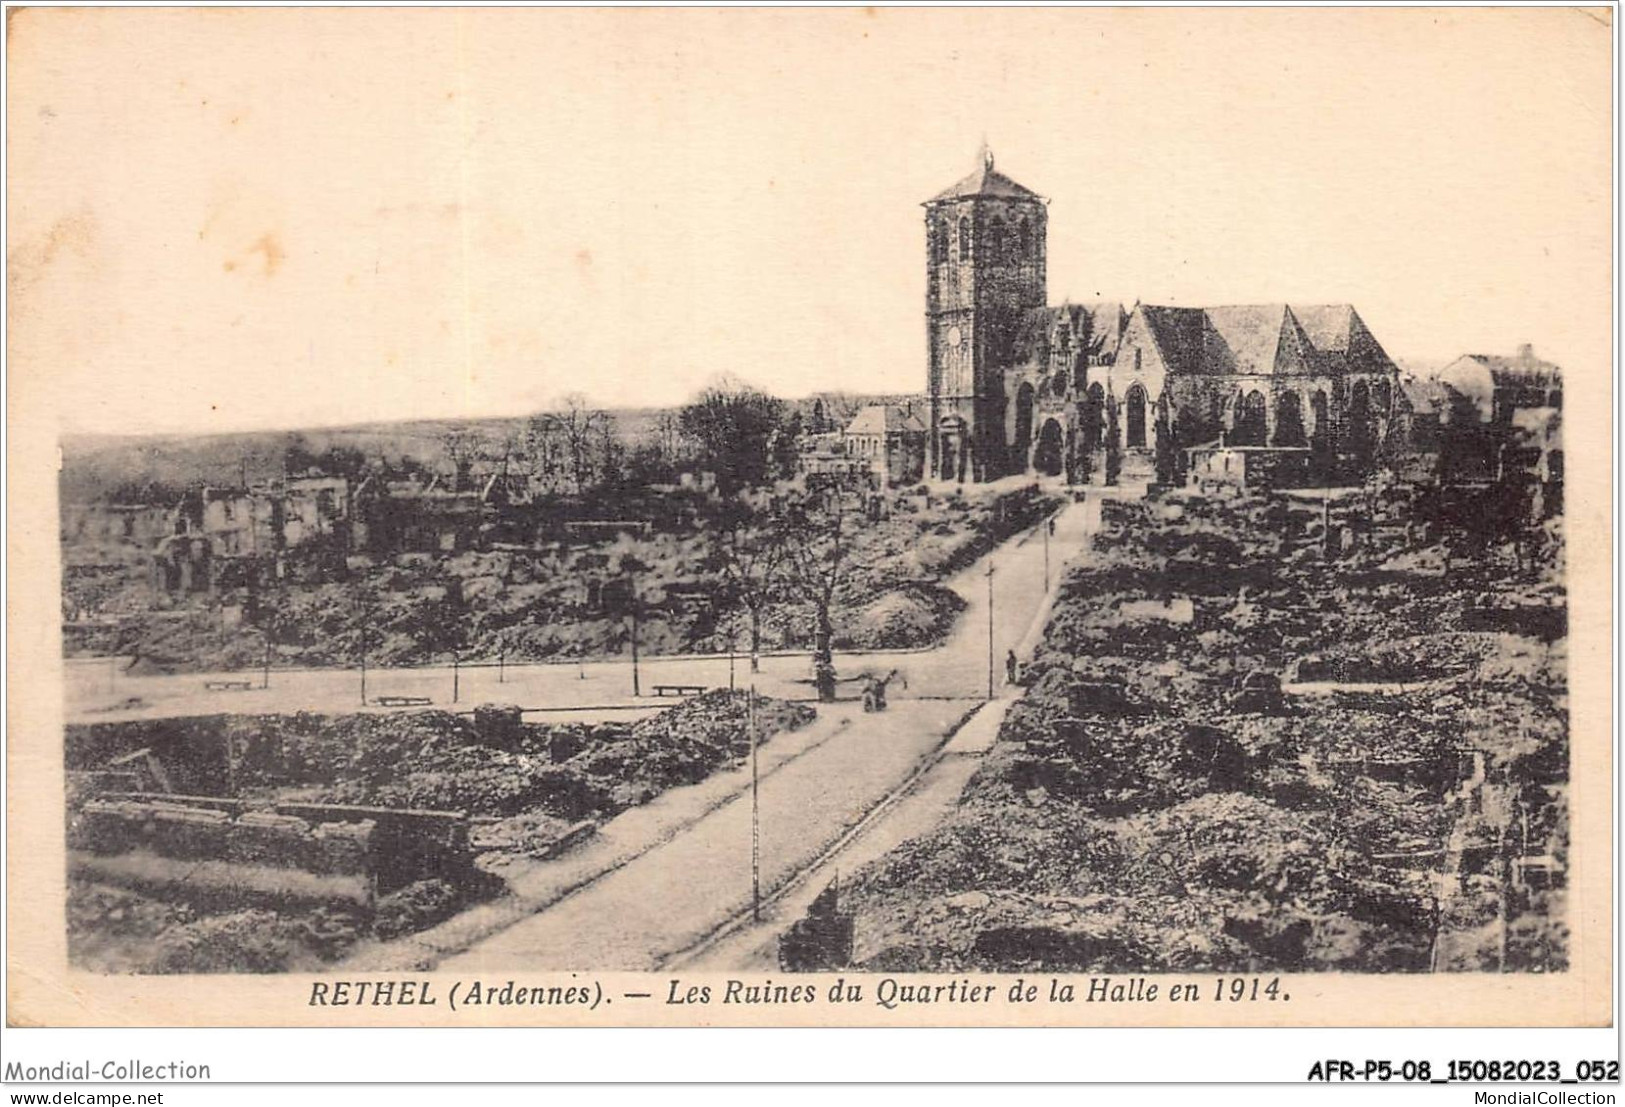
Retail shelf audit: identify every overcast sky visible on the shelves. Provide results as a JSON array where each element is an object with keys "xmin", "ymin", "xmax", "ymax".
[{"xmin": 9, "ymin": 7, "xmax": 1612, "ymax": 438}]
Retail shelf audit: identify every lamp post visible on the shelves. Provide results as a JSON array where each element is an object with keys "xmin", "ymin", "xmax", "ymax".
[
  {"xmin": 1322, "ymin": 483, "xmax": 1331, "ymax": 561},
  {"xmin": 631, "ymin": 589, "xmax": 641, "ymax": 698},
  {"xmin": 749, "ymin": 683, "xmax": 761, "ymax": 923},
  {"xmin": 1043, "ymin": 514, "xmax": 1052, "ymax": 591},
  {"xmin": 358, "ymin": 617, "xmax": 368, "ymax": 706},
  {"xmin": 620, "ymin": 557, "xmax": 646, "ymax": 698},
  {"xmin": 985, "ymin": 562, "xmax": 996, "ymax": 701}
]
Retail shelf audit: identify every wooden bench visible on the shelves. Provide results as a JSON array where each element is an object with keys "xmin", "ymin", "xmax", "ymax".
[
  {"xmin": 374, "ymin": 695, "xmax": 433, "ymax": 707},
  {"xmin": 651, "ymin": 684, "xmax": 706, "ymax": 698},
  {"xmin": 203, "ymin": 680, "xmax": 255, "ymax": 691}
]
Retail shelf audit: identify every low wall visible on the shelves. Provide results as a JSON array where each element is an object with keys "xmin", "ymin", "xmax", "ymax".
[
  {"xmin": 271, "ymin": 802, "xmax": 474, "ymax": 892},
  {"xmin": 70, "ymin": 794, "xmax": 483, "ymax": 908},
  {"xmin": 71, "ymin": 798, "xmax": 373, "ymax": 877}
]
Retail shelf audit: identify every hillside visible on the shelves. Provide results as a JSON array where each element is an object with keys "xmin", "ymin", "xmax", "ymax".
[{"xmin": 58, "ymin": 391, "xmax": 922, "ymax": 503}]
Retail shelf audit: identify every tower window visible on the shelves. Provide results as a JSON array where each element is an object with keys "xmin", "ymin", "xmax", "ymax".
[
  {"xmin": 958, "ymin": 217, "xmax": 971, "ymax": 260},
  {"xmin": 988, "ymin": 216, "xmax": 1006, "ymax": 263},
  {"xmin": 931, "ymin": 219, "xmax": 948, "ymax": 265},
  {"xmin": 1018, "ymin": 218, "xmax": 1032, "ymax": 259}
]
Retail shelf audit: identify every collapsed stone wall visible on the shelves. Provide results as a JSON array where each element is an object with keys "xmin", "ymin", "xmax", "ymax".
[{"xmin": 68, "ymin": 793, "xmax": 477, "ymax": 904}]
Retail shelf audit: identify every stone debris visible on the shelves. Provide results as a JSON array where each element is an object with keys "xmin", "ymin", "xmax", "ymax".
[{"xmin": 808, "ymin": 484, "xmax": 1566, "ymax": 975}]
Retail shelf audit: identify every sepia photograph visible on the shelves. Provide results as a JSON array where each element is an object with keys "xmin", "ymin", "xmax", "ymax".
[{"xmin": 4, "ymin": 4, "xmax": 1613, "ymax": 1047}]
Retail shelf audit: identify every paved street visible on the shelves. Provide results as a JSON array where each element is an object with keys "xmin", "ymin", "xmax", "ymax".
[
  {"xmin": 669, "ymin": 696, "xmax": 1014, "ymax": 971},
  {"xmin": 434, "ymin": 698, "xmax": 979, "ymax": 971},
  {"xmin": 431, "ymin": 494, "xmax": 1101, "ymax": 969}
]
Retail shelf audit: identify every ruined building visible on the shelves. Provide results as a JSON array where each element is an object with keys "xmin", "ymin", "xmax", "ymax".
[{"xmin": 924, "ymin": 149, "xmax": 1403, "ymax": 485}]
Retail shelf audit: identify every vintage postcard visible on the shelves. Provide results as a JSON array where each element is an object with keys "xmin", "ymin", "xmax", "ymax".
[{"xmin": 5, "ymin": 6, "xmax": 1613, "ymax": 1031}]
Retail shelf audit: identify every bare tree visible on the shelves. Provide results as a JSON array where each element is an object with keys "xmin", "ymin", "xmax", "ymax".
[
  {"xmin": 654, "ymin": 409, "xmax": 684, "ymax": 465},
  {"xmin": 497, "ymin": 427, "xmax": 525, "ymax": 477},
  {"xmin": 596, "ymin": 410, "xmax": 624, "ymax": 489},
  {"xmin": 530, "ymin": 393, "xmax": 610, "ymax": 494},
  {"xmin": 714, "ymin": 501, "xmax": 791, "ymax": 672},
  {"xmin": 781, "ymin": 488, "xmax": 852, "ymax": 702},
  {"xmin": 525, "ymin": 416, "xmax": 566, "ymax": 493},
  {"xmin": 440, "ymin": 428, "xmax": 481, "ymax": 490}
]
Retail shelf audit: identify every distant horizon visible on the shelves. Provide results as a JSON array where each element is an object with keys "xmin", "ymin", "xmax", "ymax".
[
  {"xmin": 54, "ymin": 351, "xmax": 1475, "ymax": 448},
  {"xmin": 55, "ymin": 385, "xmax": 934, "ymax": 449}
]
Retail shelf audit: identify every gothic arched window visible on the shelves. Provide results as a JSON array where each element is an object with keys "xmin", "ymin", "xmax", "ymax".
[
  {"xmin": 931, "ymin": 220, "xmax": 948, "ymax": 265},
  {"xmin": 1235, "ymin": 390, "xmax": 1268, "ymax": 447},
  {"xmin": 1350, "ymin": 381, "xmax": 1376, "ymax": 463},
  {"xmin": 987, "ymin": 216, "xmax": 1006, "ymax": 263},
  {"xmin": 1274, "ymin": 392, "xmax": 1306, "ymax": 447},
  {"xmin": 1125, "ymin": 385, "xmax": 1148, "ymax": 448},
  {"xmin": 1018, "ymin": 218, "xmax": 1032, "ymax": 260},
  {"xmin": 958, "ymin": 217, "xmax": 972, "ymax": 261}
]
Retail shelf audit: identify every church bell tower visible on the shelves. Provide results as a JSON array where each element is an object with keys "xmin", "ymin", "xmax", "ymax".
[{"xmin": 923, "ymin": 147, "xmax": 1047, "ymax": 482}]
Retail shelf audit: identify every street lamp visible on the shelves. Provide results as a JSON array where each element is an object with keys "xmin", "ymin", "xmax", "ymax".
[
  {"xmin": 619, "ymin": 556, "xmax": 648, "ymax": 698},
  {"xmin": 1043, "ymin": 513, "xmax": 1053, "ymax": 591},
  {"xmin": 356, "ymin": 595, "xmax": 369, "ymax": 706},
  {"xmin": 749, "ymin": 683, "xmax": 761, "ymax": 923},
  {"xmin": 985, "ymin": 562, "xmax": 996, "ymax": 700},
  {"xmin": 631, "ymin": 584, "xmax": 641, "ymax": 698}
]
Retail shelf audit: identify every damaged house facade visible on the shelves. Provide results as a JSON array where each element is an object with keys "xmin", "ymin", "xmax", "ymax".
[
  {"xmin": 1416, "ymin": 344, "xmax": 1565, "ymax": 522},
  {"xmin": 924, "ymin": 150, "xmax": 1402, "ymax": 486},
  {"xmin": 147, "ymin": 475, "xmax": 361, "ymax": 594}
]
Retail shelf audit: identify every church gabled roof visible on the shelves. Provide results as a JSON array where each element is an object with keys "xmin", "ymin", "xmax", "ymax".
[
  {"xmin": 926, "ymin": 149, "xmax": 1043, "ymax": 204},
  {"xmin": 1138, "ymin": 306, "xmax": 1207, "ymax": 374},
  {"xmin": 1079, "ymin": 302, "xmax": 1129, "ymax": 352},
  {"xmin": 1009, "ymin": 302, "xmax": 1129, "ymax": 368},
  {"xmin": 1128, "ymin": 303, "xmax": 1397, "ymax": 378},
  {"xmin": 1202, "ymin": 305, "xmax": 1291, "ymax": 375}
]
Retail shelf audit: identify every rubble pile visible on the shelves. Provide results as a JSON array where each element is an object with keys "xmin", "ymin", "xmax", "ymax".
[
  {"xmin": 838, "ymin": 584, "xmax": 968, "ymax": 652},
  {"xmin": 69, "ymin": 691, "xmax": 812, "ymax": 825},
  {"xmin": 67, "ymin": 486, "xmax": 1060, "ymax": 671},
  {"xmin": 66, "ymin": 689, "xmax": 814, "ymax": 972},
  {"xmin": 830, "ymin": 483, "xmax": 1567, "ymax": 974}
]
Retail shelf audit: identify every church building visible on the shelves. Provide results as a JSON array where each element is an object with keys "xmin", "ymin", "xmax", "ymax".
[{"xmin": 924, "ymin": 150, "xmax": 1403, "ymax": 486}]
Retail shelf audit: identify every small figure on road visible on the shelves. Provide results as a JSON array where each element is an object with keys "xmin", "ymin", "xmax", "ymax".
[
  {"xmin": 863, "ymin": 673, "xmax": 889, "ymax": 713},
  {"xmin": 1005, "ymin": 649, "xmax": 1020, "ymax": 686}
]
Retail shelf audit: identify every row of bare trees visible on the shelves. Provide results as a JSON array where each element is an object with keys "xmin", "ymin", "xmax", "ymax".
[{"xmin": 435, "ymin": 377, "xmax": 803, "ymax": 499}]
